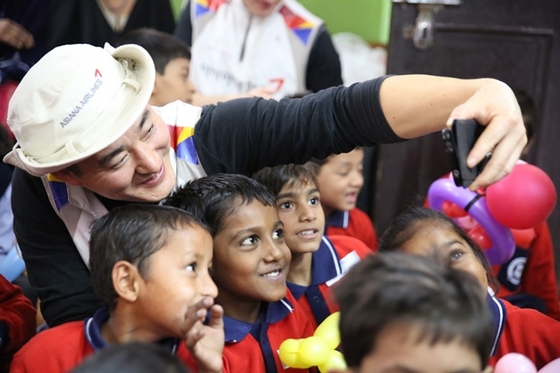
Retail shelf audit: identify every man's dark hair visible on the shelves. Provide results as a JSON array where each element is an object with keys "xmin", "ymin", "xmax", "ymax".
[
  {"xmin": 334, "ymin": 251, "xmax": 494, "ymax": 370},
  {"xmin": 164, "ymin": 173, "xmax": 276, "ymax": 237},
  {"xmin": 89, "ymin": 204, "xmax": 207, "ymax": 311}
]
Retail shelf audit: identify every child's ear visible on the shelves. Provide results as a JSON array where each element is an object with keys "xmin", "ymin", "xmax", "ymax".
[{"xmin": 112, "ymin": 260, "xmax": 140, "ymax": 302}]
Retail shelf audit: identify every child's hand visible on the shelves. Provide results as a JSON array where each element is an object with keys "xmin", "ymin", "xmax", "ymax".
[
  {"xmin": 183, "ymin": 297, "xmax": 225, "ymax": 373},
  {"xmin": 0, "ymin": 19, "xmax": 34, "ymax": 49}
]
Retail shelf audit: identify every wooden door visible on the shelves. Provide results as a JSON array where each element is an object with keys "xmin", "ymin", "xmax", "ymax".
[{"xmin": 373, "ymin": 0, "xmax": 560, "ymax": 279}]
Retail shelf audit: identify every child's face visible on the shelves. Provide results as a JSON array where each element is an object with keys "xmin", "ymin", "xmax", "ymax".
[
  {"xmin": 211, "ymin": 200, "xmax": 291, "ymax": 307},
  {"xmin": 152, "ymin": 57, "xmax": 195, "ymax": 106},
  {"xmin": 355, "ymin": 322, "xmax": 483, "ymax": 373},
  {"xmin": 276, "ymin": 179, "xmax": 325, "ymax": 255},
  {"xmin": 398, "ymin": 223, "xmax": 488, "ymax": 291},
  {"xmin": 135, "ymin": 224, "xmax": 217, "ymax": 339},
  {"xmin": 316, "ymin": 148, "xmax": 364, "ymax": 216}
]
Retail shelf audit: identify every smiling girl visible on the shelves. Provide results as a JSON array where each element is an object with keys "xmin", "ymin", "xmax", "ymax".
[{"xmin": 378, "ymin": 207, "xmax": 560, "ymax": 370}]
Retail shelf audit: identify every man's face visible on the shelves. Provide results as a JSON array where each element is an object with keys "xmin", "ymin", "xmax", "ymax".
[
  {"xmin": 59, "ymin": 105, "xmax": 175, "ymax": 202},
  {"xmin": 242, "ymin": 0, "xmax": 283, "ymax": 17}
]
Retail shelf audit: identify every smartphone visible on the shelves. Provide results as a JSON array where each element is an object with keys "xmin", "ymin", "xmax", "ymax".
[{"xmin": 442, "ymin": 119, "xmax": 492, "ymax": 188}]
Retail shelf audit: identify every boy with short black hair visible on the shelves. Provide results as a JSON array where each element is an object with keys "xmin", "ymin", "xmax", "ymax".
[
  {"xmin": 164, "ymin": 173, "xmax": 316, "ymax": 373},
  {"xmin": 118, "ymin": 28, "xmax": 195, "ymax": 106},
  {"xmin": 253, "ymin": 164, "xmax": 371, "ymax": 328},
  {"xmin": 11, "ymin": 204, "xmax": 223, "ymax": 373},
  {"xmin": 332, "ymin": 251, "xmax": 494, "ymax": 373},
  {"xmin": 306, "ymin": 148, "xmax": 378, "ymax": 251}
]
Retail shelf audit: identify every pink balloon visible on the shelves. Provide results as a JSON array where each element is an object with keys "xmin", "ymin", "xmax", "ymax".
[
  {"xmin": 494, "ymin": 353, "xmax": 537, "ymax": 373},
  {"xmin": 538, "ymin": 358, "xmax": 560, "ymax": 373},
  {"xmin": 486, "ymin": 164, "xmax": 556, "ymax": 229}
]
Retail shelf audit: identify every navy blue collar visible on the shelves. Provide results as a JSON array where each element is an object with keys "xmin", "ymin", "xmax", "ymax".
[
  {"xmin": 288, "ymin": 236, "xmax": 342, "ymax": 299},
  {"xmin": 486, "ymin": 291, "xmax": 506, "ymax": 356},
  {"xmin": 223, "ymin": 298, "xmax": 294, "ymax": 343},
  {"xmin": 84, "ymin": 308, "xmax": 180, "ymax": 353},
  {"xmin": 326, "ymin": 210, "xmax": 349, "ymax": 229},
  {"xmin": 84, "ymin": 308, "xmax": 110, "ymax": 350},
  {"xmin": 312, "ymin": 236, "xmax": 343, "ymax": 283}
]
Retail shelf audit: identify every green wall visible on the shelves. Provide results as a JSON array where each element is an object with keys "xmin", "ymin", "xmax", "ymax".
[
  {"xmin": 171, "ymin": 0, "xmax": 185, "ymax": 20},
  {"xmin": 298, "ymin": 0, "xmax": 391, "ymax": 45},
  {"xmin": 170, "ymin": 0, "xmax": 392, "ymax": 45}
]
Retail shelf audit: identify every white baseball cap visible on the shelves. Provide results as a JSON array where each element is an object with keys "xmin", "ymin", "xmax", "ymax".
[{"xmin": 3, "ymin": 43, "xmax": 155, "ymax": 176}]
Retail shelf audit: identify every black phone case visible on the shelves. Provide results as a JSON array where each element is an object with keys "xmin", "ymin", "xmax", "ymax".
[{"xmin": 442, "ymin": 119, "xmax": 490, "ymax": 188}]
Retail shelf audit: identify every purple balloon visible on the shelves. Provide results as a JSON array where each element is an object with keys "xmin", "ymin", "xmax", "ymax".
[{"xmin": 427, "ymin": 178, "xmax": 515, "ymax": 265}]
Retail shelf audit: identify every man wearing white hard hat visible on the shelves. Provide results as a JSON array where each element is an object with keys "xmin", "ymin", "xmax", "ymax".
[{"xmin": 4, "ymin": 43, "xmax": 526, "ymax": 327}]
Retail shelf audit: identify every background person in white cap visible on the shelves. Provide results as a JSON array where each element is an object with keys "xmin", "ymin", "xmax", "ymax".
[{"xmin": 4, "ymin": 42, "xmax": 526, "ymax": 327}]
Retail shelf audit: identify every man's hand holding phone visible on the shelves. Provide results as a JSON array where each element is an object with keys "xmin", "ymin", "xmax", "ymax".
[{"xmin": 442, "ymin": 119, "xmax": 492, "ymax": 189}]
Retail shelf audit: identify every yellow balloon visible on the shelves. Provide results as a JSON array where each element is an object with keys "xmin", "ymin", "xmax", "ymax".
[
  {"xmin": 314, "ymin": 312, "xmax": 341, "ymax": 350},
  {"xmin": 279, "ymin": 339, "xmax": 309, "ymax": 369},
  {"xmin": 298, "ymin": 336, "xmax": 331, "ymax": 367},
  {"xmin": 318, "ymin": 350, "xmax": 347, "ymax": 373}
]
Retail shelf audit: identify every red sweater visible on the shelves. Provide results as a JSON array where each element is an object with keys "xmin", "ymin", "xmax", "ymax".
[
  {"xmin": 288, "ymin": 235, "xmax": 372, "ymax": 328},
  {"xmin": 489, "ymin": 298, "xmax": 560, "ymax": 370},
  {"xmin": 325, "ymin": 208, "xmax": 378, "ymax": 251},
  {"xmin": 222, "ymin": 290, "xmax": 315, "ymax": 373},
  {"xmin": 0, "ymin": 275, "xmax": 36, "ymax": 372},
  {"xmin": 492, "ymin": 221, "xmax": 560, "ymax": 321},
  {"xmin": 10, "ymin": 309, "xmax": 197, "ymax": 373}
]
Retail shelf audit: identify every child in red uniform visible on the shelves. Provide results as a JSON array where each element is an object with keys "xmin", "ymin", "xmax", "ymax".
[
  {"xmin": 10, "ymin": 204, "xmax": 224, "ymax": 373},
  {"xmin": 379, "ymin": 207, "xmax": 560, "ymax": 370},
  {"xmin": 332, "ymin": 252, "xmax": 494, "ymax": 373},
  {"xmin": 491, "ymin": 219, "xmax": 560, "ymax": 320},
  {"xmin": 164, "ymin": 173, "xmax": 316, "ymax": 373},
  {"xmin": 253, "ymin": 164, "xmax": 372, "ymax": 328},
  {"xmin": 0, "ymin": 274, "xmax": 36, "ymax": 371},
  {"xmin": 479, "ymin": 93, "xmax": 560, "ymax": 319},
  {"xmin": 307, "ymin": 148, "xmax": 378, "ymax": 251},
  {"xmin": 426, "ymin": 182, "xmax": 560, "ymax": 320}
]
